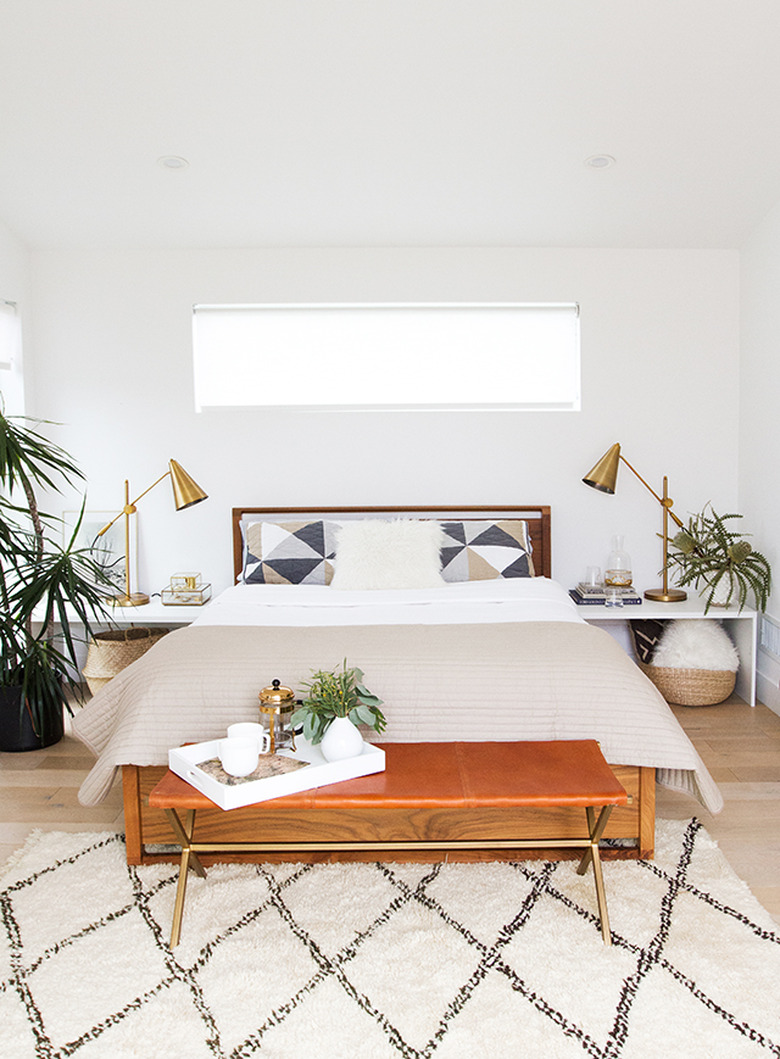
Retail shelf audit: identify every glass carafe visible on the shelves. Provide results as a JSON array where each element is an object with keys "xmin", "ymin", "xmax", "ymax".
[{"xmin": 605, "ymin": 535, "xmax": 632, "ymax": 587}]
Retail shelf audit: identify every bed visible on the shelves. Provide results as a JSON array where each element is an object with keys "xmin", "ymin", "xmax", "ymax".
[{"xmin": 72, "ymin": 505, "xmax": 722, "ymax": 866}]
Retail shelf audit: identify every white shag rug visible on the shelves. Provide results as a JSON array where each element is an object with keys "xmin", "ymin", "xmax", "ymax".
[{"xmin": 1, "ymin": 820, "xmax": 779, "ymax": 1059}]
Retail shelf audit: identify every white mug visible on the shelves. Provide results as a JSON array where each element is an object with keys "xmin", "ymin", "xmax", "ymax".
[
  {"xmin": 219, "ymin": 736, "xmax": 260, "ymax": 777},
  {"xmin": 227, "ymin": 722, "xmax": 271, "ymax": 755}
]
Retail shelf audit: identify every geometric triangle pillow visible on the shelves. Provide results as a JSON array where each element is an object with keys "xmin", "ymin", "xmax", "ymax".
[
  {"xmin": 241, "ymin": 520, "xmax": 341, "ymax": 585},
  {"xmin": 439, "ymin": 519, "xmax": 535, "ymax": 582}
]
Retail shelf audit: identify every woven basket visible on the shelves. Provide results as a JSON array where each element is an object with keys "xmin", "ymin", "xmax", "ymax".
[
  {"xmin": 82, "ymin": 627, "xmax": 169, "ymax": 695},
  {"xmin": 636, "ymin": 660, "xmax": 735, "ymax": 706}
]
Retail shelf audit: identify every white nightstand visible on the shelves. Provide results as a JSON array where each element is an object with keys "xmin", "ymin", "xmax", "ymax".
[
  {"xmin": 92, "ymin": 598, "xmax": 209, "ymax": 627},
  {"xmin": 32, "ymin": 597, "xmax": 210, "ymax": 631},
  {"xmin": 579, "ymin": 598, "xmax": 758, "ymax": 706}
]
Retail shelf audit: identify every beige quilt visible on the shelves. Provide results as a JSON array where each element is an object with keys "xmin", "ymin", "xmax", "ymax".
[{"xmin": 72, "ymin": 621, "xmax": 722, "ymax": 812}]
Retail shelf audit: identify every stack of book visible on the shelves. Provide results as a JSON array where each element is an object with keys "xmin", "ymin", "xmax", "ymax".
[{"xmin": 569, "ymin": 582, "xmax": 643, "ymax": 606}]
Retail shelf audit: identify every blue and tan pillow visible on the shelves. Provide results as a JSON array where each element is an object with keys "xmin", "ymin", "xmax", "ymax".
[
  {"xmin": 241, "ymin": 520, "xmax": 341, "ymax": 585},
  {"xmin": 439, "ymin": 520, "xmax": 534, "ymax": 581}
]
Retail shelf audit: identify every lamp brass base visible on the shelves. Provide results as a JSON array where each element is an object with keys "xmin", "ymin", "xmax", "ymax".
[
  {"xmin": 644, "ymin": 587, "xmax": 687, "ymax": 603},
  {"xmin": 108, "ymin": 592, "xmax": 150, "ymax": 607}
]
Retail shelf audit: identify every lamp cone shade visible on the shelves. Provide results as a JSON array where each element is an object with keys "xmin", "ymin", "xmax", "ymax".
[
  {"xmin": 582, "ymin": 443, "xmax": 621, "ymax": 494},
  {"xmin": 168, "ymin": 459, "xmax": 208, "ymax": 510}
]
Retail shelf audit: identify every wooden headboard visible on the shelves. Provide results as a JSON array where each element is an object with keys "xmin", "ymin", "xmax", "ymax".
[{"xmin": 232, "ymin": 505, "xmax": 551, "ymax": 583}]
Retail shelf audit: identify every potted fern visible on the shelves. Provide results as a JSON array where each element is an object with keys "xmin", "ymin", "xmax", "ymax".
[
  {"xmin": 292, "ymin": 660, "xmax": 386, "ymax": 761},
  {"xmin": 0, "ymin": 401, "xmax": 111, "ymax": 750},
  {"xmin": 665, "ymin": 504, "xmax": 771, "ymax": 613}
]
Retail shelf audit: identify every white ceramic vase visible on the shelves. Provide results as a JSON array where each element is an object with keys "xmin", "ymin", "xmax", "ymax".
[
  {"xmin": 703, "ymin": 573, "xmax": 733, "ymax": 608},
  {"xmin": 320, "ymin": 716, "xmax": 364, "ymax": 762}
]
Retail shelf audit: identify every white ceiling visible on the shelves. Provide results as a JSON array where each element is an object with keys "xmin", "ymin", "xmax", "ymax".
[{"xmin": 2, "ymin": 0, "xmax": 780, "ymax": 250}]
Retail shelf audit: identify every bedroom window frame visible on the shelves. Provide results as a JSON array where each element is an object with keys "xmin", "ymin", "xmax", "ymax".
[
  {"xmin": 0, "ymin": 299, "xmax": 24, "ymax": 415},
  {"xmin": 192, "ymin": 302, "xmax": 580, "ymax": 412}
]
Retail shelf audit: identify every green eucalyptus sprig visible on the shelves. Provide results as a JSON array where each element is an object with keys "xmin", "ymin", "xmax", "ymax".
[
  {"xmin": 665, "ymin": 504, "xmax": 771, "ymax": 613},
  {"xmin": 291, "ymin": 660, "xmax": 386, "ymax": 745}
]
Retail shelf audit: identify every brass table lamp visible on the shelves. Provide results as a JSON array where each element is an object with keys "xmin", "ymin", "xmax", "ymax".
[
  {"xmin": 97, "ymin": 459, "xmax": 207, "ymax": 606},
  {"xmin": 582, "ymin": 442, "xmax": 686, "ymax": 602}
]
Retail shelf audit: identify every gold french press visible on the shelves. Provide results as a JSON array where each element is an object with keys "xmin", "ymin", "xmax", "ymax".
[{"xmin": 258, "ymin": 678, "xmax": 297, "ymax": 753}]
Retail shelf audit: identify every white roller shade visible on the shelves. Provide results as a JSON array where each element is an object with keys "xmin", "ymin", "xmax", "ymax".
[{"xmin": 192, "ymin": 302, "xmax": 580, "ymax": 412}]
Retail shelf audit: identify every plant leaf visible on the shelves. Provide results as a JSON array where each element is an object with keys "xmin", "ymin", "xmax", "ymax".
[{"xmin": 350, "ymin": 704, "xmax": 375, "ymax": 727}]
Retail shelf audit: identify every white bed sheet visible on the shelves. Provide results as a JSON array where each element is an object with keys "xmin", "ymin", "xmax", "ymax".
[{"xmin": 193, "ymin": 577, "xmax": 583, "ymax": 627}]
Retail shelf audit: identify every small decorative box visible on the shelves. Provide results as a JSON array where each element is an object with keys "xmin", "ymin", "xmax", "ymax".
[
  {"xmin": 161, "ymin": 572, "xmax": 212, "ymax": 606},
  {"xmin": 170, "ymin": 572, "xmax": 202, "ymax": 590}
]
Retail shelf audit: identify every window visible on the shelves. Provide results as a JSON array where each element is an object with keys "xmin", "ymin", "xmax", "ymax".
[
  {"xmin": 0, "ymin": 300, "xmax": 24, "ymax": 415},
  {"xmin": 192, "ymin": 302, "xmax": 580, "ymax": 411}
]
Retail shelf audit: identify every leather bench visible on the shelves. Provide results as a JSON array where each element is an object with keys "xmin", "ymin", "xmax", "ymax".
[{"xmin": 150, "ymin": 739, "xmax": 628, "ymax": 947}]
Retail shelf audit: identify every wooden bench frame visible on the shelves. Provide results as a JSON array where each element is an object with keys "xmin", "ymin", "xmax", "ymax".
[
  {"xmin": 124, "ymin": 761, "xmax": 654, "ymax": 865},
  {"xmin": 148, "ymin": 740, "xmax": 630, "ymax": 947}
]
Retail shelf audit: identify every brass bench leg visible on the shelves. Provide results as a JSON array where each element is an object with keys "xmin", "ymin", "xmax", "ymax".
[
  {"xmin": 157, "ymin": 802, "xmax": 620, "ymax": 948},
  {"xmin": 164, "ymin": 808, "xmax": 207, "ymax": 947},
  {"xmin": 577, "ymin": 805, "xmax": 614, "ymax": 945}
]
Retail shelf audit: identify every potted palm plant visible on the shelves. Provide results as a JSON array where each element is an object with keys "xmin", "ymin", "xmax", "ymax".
[
  {"xmin": 292, "ymin": 660, "xmax": 386, "ymax": 761},
  {"xmin": 665, "ymin": 504, "xmax": 772, "ymax": 613},
  {"xmin": 0, "ymin": 401, "xmax": 112, "ymax": 750}
]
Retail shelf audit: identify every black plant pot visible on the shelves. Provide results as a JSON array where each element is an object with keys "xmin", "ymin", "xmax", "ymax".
[{"xmin": 0, "ymin": 686, "xmax": 64, "ymax": 752}]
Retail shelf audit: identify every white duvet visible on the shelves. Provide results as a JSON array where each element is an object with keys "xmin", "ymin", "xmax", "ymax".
[{"xmin": 73, "ymin": 577, "xmax": 723, "ymax": 813}]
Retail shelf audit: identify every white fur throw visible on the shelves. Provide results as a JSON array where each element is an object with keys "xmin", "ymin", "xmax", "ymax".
[
  {"xmin": 652, "ymin": 620, "xmax": 739, "ymax": 672},
  {"xmin": 330, "ymin": 519, "xmax": 446, "ymax": 590}
]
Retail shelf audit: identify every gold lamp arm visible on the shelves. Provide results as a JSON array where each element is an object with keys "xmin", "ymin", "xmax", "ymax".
[
  {"xmin": 127, "ymin": 469, "xmax": 173, "ymax": 509},
  {"xmin": 617, "ymin": 453, "xmax": 684, "ymax": 530}
]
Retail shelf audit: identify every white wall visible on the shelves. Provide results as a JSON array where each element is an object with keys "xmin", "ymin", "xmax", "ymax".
[
  {"xmin": 28, "ymin": 247, "xmax": 739, "ymax": 599},
  {"xmin": 741, "ymin": 202, "xmax": 780, "ymax": 713}
]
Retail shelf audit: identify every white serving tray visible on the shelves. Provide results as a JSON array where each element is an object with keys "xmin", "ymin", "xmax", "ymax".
[{"xmin": 168, "ymin": 737, "xmax": 386, "ymax": 811}]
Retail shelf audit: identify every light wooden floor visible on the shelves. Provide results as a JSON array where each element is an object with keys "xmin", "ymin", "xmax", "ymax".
[
  {"xmin": 1, "ymin": 695, "xmax": 778, "ymax": 923},
  {"xmin": 656, "ymin": 695, "xmax": 780, "ymax": 923}
]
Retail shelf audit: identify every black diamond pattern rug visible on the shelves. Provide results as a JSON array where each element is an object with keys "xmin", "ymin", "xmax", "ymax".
[{"xmin": 1, "ymin": 819, "xmax": 779, "ymax": 1057}]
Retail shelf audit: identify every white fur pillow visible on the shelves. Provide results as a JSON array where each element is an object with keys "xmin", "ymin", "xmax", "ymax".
[
  {"xmin": 652, "ymin": 620, "xmax": 739, "ymax": 672},
  {"xmin": 330, "ymin": 519, "xmax": 446, "ymax": 590}
]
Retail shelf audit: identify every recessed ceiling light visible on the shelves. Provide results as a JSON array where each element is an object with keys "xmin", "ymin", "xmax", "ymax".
[
  {"xmin": 584, "ymin": 154, "xmax": 616, "ymax": 169},
  {"xmin": 157, "ymin": 155, "xmax": 189, "ymax": 170}
]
